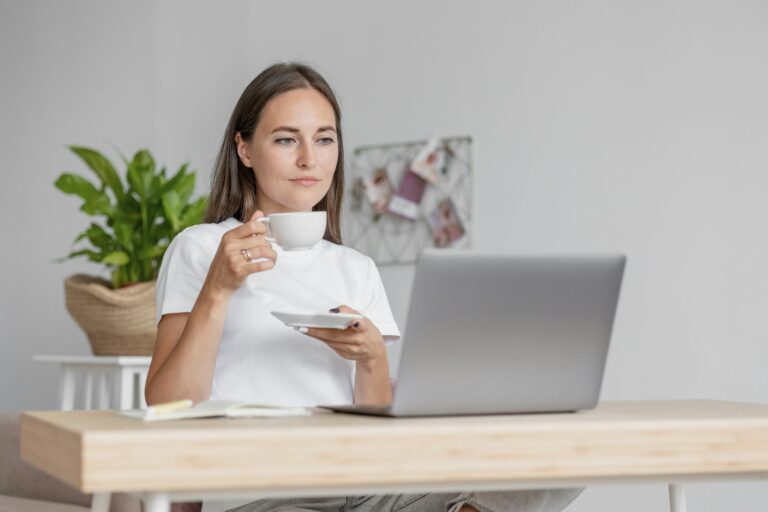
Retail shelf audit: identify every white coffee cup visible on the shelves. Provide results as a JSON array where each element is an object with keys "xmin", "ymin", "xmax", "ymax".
[{"xmin": 257, "ymin": 211, "xmax": 327, "ymax": 251}]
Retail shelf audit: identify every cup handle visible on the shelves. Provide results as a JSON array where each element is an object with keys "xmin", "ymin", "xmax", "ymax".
[{"xmin": 256, "ymin": 217, "xmax": 276, "ymax": 243}]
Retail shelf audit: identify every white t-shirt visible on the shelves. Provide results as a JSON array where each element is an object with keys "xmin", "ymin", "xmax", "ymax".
[{"xmin": 155, "ymin": 217, "xmax": 400, "ymax": 407}]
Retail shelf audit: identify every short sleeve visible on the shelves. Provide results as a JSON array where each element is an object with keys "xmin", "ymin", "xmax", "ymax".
[
  {"xmin": 155, "ymin": 230, "xmax": 214, "ymax": 323},
  {"xmin": 360, "ymin": 257, "xmax": 401, "ymax": 345}
]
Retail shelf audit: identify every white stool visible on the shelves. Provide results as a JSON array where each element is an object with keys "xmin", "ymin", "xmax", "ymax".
[{"xmin": 34, "ymin": 355, "xmax": 152, "ymax": 410}]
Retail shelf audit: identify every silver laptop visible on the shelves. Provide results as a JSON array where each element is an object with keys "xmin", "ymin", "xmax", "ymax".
[{"xmin": 320, "ymin": 250, "xmax": 626, "ymax": 417}]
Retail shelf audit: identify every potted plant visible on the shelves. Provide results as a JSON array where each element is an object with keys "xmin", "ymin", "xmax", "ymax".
[{"xmin": 55, "ymin": 146, "xmax": 207, "ymax": 355}]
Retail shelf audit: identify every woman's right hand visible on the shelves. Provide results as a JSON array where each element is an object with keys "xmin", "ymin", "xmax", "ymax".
[{"xmin": 202, "ymin": 210, "xmax": 277, "ymax": 299}]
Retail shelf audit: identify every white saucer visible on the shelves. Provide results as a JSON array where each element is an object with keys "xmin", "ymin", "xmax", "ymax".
[{"xmin": 271, "ymin": 311, "xmax": 363, "ymax": 330}]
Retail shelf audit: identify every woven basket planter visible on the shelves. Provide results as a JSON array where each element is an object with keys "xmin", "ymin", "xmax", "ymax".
[{"xmin": 64, "ymin": 274, "xmax": 157, "ymax": 355}]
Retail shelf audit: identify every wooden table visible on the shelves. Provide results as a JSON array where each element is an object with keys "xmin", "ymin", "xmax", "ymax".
[{"xmin": 20, "ymin": 400, "xmax": 768, "ymax": 512}]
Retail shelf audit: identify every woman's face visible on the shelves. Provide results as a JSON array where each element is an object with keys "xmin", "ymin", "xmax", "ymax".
[{"xmin": 236, "ymin": 87, "xmax": 339, "ymax": 215}]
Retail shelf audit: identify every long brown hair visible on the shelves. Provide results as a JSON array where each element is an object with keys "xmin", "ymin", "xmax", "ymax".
[{"xmin": 205, "ymin": 62, "xmax": 344, "ymax": 244}]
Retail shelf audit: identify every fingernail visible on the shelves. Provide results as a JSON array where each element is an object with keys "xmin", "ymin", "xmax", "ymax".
[
  {"xmin": 329, "ymin": 308, "xmax": 340, "ymax": 313},
  {"xmin": 294, "ymin": 326, "xmax": 309, "ymax": 333}
]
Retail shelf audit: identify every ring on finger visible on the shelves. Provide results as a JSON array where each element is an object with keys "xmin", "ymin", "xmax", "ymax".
[{"xmin": 241, "ymin": 248, "xmax": 252, "ymax": 261}]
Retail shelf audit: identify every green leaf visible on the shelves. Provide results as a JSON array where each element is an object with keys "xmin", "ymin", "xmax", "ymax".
[
  {"xmin": 133, "ymin": 149, "xmax": 155, "ymax": 173},
  {"xmin": 102, "ymin": 251, "xmax": 130, "ymax": 265},
  {"xmin": 161, "ymin": 191, "xmax": 181, "ymax": 233},
  {"xmin": 158, "ymin": 163, "xmax": 189, "ymax": 196},
  {"xmin": 113, "ymin": 221, "xmax": 134, "ymax": 251},
  {"xmin": 148, "ymin": 174, "xmax": 164, "ymax": 199},
  {"xmin": 128, "ymin": 151, "xmax": 155, "ymax": 198},
  {"xmin": 83, "ymin": 223, "xmax": 113, "ymax": 250},
  {"xmin": 55, "ymin": 173, "xmax": 100, "ymax": 202},
  {"xmin": 69, "ymin": 146, "xmax": 125, "ymax": 201},
  {"xmin": 175, "ymin": 173, "xmax": 196, "ymax": 205},
  {"xmin": 80, "ymin": 192, "xmax": 114, "ymax": 217},
  {"xmin": 67, "ymin": 248, "xmax": 103, "ymax": 263},
  {"xmin": 116, "ymin": 193, "xmax": 141, "ymax": 219},
  {"xmin": 180, "ymin": 197, "xmax": 207, "ymax": 229},
  {"xmin": 137, "ymin": 245, "xmax": 166, "ymax": 260},
  {"xmin": 74, "ymin": 230, "xmax": 88, "ymax": 244},
  {"xmin": 127, "ymin": 164, "xmax": 146, "ymax": 198},
  {"xmin": 149, "ymin": 218, "xmax": 171, "ymax": 242}
]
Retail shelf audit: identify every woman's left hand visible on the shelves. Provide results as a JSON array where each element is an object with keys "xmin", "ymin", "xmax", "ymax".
[{"xmin": 300, "ymin": 305, "xmax": 386, "ymax": 366}]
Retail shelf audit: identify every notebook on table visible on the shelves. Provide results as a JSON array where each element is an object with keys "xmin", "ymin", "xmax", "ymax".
[{"xmin": 120, "ymin": 399, "xmax": 311, "ymax": 421}]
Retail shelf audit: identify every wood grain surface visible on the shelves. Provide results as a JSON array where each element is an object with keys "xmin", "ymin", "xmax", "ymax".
[{"xmin": 20, "ymin": 400, "xmax": 768, "ymax": 493}]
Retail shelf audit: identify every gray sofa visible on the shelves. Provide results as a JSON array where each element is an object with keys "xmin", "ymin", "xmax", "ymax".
[{"xmin": 0, "ymin": 413, "xmax": 141, "ymax": 512}]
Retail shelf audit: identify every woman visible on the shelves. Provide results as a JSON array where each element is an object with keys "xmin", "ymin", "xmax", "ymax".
[{"xmin": 145, "ymin": 62, "xmax": 581, "ymax": 512}]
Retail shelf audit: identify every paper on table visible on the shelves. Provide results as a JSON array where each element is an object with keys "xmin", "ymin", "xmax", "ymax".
[{"xmin": 119, "ymin": 400, "xmax": 312, "ymax": 421}]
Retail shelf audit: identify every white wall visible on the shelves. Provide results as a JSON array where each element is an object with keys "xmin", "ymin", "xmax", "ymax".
[
  {"xmin": 0, "ymin": 0, "xmax": 157, "ymax": 410},
  {"xmin": 2, "ymin": 1, "xmax": 767, "ymax": 510}
]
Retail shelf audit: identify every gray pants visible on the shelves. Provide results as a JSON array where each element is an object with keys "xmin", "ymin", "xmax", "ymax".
[{"xmin": 227, "ymin": 488, "xmax": 583, "ymax": 512}]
